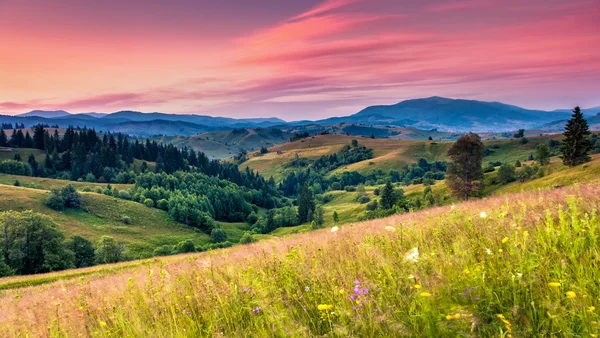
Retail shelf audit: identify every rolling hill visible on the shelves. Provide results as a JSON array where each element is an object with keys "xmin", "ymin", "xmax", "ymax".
[
  {"xmin": 151, "ymin": 128, "xmax": 294, "ymax": 159},
  {"xmin": 241, "ymin": 133, "xmax": 565, "ymax": 181}
]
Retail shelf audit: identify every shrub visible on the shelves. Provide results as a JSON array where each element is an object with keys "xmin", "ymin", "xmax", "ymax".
[
  {"xmin": 13, "ymin": 180, "xmax": 20, "ymax": 187},
  {"xmin": 143, "ymin": 198, "xmax": 154, "ymax": 208},
  {"xmin": 157, "ymin": 199, "xmax": 169, "ymax": 210},
  {"xmin": 331, "ymin": 182, "xmax": 342, "ymax": 191},
  {"xmin": 44, "ymin": 191, "xmax": 65, "ymax": 211},
  {"xmin": 344, "ymin": 186, "xmax": 356, "ymax": 192},
  {"xmin": 358, "ymin": 195, "xmax": 370, "ymax": 204},
  {"xmin": 366, "ymin": 200, "xmax": 378, "ymax": 211},
  {"xmin": 95, "ymin": 187, "xmax": 103, "ymax": 194},
  {"xmin": 118, "ymin": 190, "xmax": 131, "ymax": 200},
  {"xmin": 246, "ymin": 211, "xmax": 259, "ymax": 225},
  {"xmin": 210, "ymin": 227, "xmax": 227, "ymax": 243},
  {"xmin": 84, "ymin": 173, "xmax": 96, "ymax": 182},
  {"xmin": 173, "ymin": 239, "xmax": 196, "ymax": 254},
  {"xmin": 61, "ymin": 184, "xmax": 82, "ymax": 209},
  {"xmin": 239, "ymin": 231, "xmax": 256, "ymax": 244},
  {"xmin": 153, "ymin": 245, "xmax": 172, "ymax": 257},
  {"xmin": 0, "ymin": 160, "xmax": 32, "ymax": 176},
  {"xmin": 121, "ymin": 215, "xmax": 131, "ymax": 225},
  {"xmin": 82, "ymin": 186, "xmax": 92, "ymax": 192}
]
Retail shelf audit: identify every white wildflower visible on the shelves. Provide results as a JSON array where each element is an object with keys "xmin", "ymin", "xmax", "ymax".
[
  {"xmin": 480, "ymin": 211, "xmax": 487, "ymax": 218},
  {"xmin": 331, "ymin": 226, "xmax": 339, "ymax": 233},
  {"xmin": 385, "ymin": 226, "xmax": 396, "ymax": 232},
  {"xmin": 405, "ymin": 248, "xmax": 419, "ymax": 263}
]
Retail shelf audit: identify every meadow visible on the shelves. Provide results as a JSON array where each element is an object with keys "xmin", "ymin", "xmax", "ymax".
[{"xmin": 1, "ymin": 184, "xmax": 599, "ymax": 337}]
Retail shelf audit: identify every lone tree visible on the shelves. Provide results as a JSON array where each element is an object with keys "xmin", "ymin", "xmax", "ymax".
[
  {"xmin": 560, "ymin": 106, "xmax": 592, "ymax": 166},
  {"xmin": 446, "ymin": 133, "xmax": 485, "ymax": 200},
  {"xmin": 297, "ymin": 185, "xmax": 315, "ymax": 223},
  {"xmin": 535, "ymin": 143, "xmax": 551, "ymax": 165},
  {"xmin": 380, "ymin": 181, "xmax": 397, "ymax": 209}
]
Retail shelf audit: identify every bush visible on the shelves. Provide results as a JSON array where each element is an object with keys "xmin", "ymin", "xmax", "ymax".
[
  {"xmin": 211, "ymin": 227, "xmax": 227, "ymax": 243},
  {"xmin": 246, "ymin": 211, "xmax": 259, "ymax": 225},
  {"xmin": 366, "ymin": 201, "xmax": 378, "ymax": 211},
  {"xmin": 173, "ymin": 239, "xmax": 196, "ymax": 254},
  {"xmin": 82, "ymin": 186, "xmax": 92, "ymax": 192},
  {"xmin": 330, "ymin": 182, "xmax": 342, "ymax": 191},
  {"xmin": 344, "ymin": 186, "xmax": 356, "ymax": 192},
  {"xmin": 143, "ymin": 198, "xmax": 154, "ymax": 208},
  {"xmin": 61, "ymin": 184, "xmax": 82, "ymax": 209},
  {"xmin": 121, "ymin": 215, "xmax": 131, "ymax": 225},
  {"xmin": 358, "ymin": 195, "xmax": 370, "ymax": 204},
  {"xmin": 45, "ymin": 191, "xmax": 65, "ymax": 210},
  {"xmin": 0, "ymin": 160, "xmax": 32, "ymax": 176},
  {"xmin": 95, "ymin": 187, "xmax": 103, "ymax": 194},
  {"xmin": 157, "ymin": 199, "xmax": 169, "ymax": 210},
  {"xmin": 239, "ymin": 231, "xmax": 256, "ymax": 244},
  {"xmin": 84, "ymin": 173, "xmax": 96, "ymax": 182},
  {"xmin": 118, "ymin": 190, "xmax": 131, "ymax": 200},
  {"xmin": 153, "ymin": 245, "xmax": 172, "ymax": 257},
  {"xmin": 13, "ymin": 180, "xmax": 20, "ymax": 187}
]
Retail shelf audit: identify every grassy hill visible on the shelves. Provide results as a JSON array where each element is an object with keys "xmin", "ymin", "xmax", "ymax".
[
  {"xmin": 151, "ymin": 128, "xmax": 293, "ymax": 160},
  {"xmin": 1, "ymin": 184, "xmax": 599, "ymax": 336},
  {"xmin": 0, "ymin": 177, "xmax": 252, "ymax": 259},
  {"xmin": 241, "ymin": 134, "xmax": 563, "ymax": 180}
]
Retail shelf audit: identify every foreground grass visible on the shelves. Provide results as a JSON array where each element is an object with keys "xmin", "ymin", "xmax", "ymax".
[{"xmin": 1, "ymin": 185, "xmax": 599, "ymax": 337}]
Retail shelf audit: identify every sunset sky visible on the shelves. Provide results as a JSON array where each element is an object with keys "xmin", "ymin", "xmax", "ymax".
[{"xmin": 1, "ymin": 0, "xmax": 599, "ymax": 120}]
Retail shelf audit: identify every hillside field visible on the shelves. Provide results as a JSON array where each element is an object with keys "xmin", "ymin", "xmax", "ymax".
[
  {"xmin": 1, "ymin": 184, "xmax": 599, "ymax": 336},
  {"xmin": 241, "ymin": 133, "xmax": 564, "ymax": 181}
]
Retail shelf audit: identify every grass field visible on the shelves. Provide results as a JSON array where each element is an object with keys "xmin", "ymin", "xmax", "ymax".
[
  {"xmin": 1, "ymin": 184, "xmax": 599, "ymax": 337},
  {"xmin": 241, "ymin": 134, "xmax": 564, "ymax": 180}
]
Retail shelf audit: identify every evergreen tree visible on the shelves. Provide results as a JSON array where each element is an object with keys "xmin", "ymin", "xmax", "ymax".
[
  {"xmin": 0, "ymin": 129, "xmax": 7, "ymax": 146},
  {"xmin": 560, "ymin": 106, "xmax": 591, "ymax": 166},
  {"xmin": 535, "ymin": 143, "xmax": 551, "ymax": 165},
  {"xmin": 297, "ymin": 185, "xmax": 315, "ymax": 223},
  {"xmin": 380, "ymin": 181, "xmax": 397, "ymax": 209},
  {"xmin": 445, "ymin": 133, "xmax": 485, "ymax": 200},
  {"xmin": 333, "ymin": 211, "xmax": 339, "ymax": 224}
]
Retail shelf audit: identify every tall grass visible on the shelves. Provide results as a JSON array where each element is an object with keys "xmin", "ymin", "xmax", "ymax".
[{"xmin": 1, "ymin": 185, "xmax": 599, "ymax": 337}]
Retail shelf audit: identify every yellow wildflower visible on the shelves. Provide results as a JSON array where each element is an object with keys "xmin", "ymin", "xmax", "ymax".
[
  {"xmin": 413, "ymin": 285, "xmax": 422, "ymax": 289},
  {"xmin": 339, "ymin": 289, "xmax": 344, "ymax": 294},
  {"xmin": 419, "ymin": 292, "xmax": 431, "ymax": 297},
  {"xmin": 548, "ymin": 282, "xmax": 561, "ymax": 287},
  {"xmin": 566, "ymin": 291, "xmax": 576, "ymax": 299},
  {"xmin": 317, "ymin": 304, "xmax": 333, "ymax": 311},
  {"xmin": 99, "ymin": 321, "xmax": 107, "ymax": 327},
  {"xmin": 446, "ymin": 314, "xmax": 453, "ymax": 320},
  {"xmin": 588, "ymin": 306, "xmax": 596, "ymax": 312},
  {"xmin": 502, "ymin": 237, "xmax": 508, "ymax": 243}
]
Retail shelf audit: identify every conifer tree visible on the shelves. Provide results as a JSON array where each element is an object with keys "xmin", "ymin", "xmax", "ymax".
[{"xmin": 560, "ymin": 106, "xmax": 591, "ymax": 166}]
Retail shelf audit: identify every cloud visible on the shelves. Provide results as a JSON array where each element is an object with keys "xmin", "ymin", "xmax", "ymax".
[{"xmin": 291, "ymin": 0, "xmax": 360, "ymax": 21}]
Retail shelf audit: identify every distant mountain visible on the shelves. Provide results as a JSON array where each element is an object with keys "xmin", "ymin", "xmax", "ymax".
[
  {"xmin": 79, "ymin": 112, "xmax": 108, "ymax": 118},
  {"xmin": 541, "ymin": 113, "xmax": 600, "ymax": 131},
  {"xmin": 18, "ymin": 110, "xmax": 70, "ymax": 118},
  {"xmin": 310, "ymin": 97, "xmax": 572, "ymax": 132},
  {"xmin": 100, "ymin": 119, "xmax": 221, "ymax": 136},
  {"xmin": 100, "ymin": 111, "xmax": 285, "ymax": 127}
]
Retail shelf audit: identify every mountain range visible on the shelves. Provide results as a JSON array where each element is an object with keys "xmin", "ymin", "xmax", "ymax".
[{"xmin": 1, "ymin": 97, "xmax": 595, "ymax": 136}]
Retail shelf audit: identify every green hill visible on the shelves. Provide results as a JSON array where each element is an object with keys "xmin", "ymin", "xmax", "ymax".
[
  {"xmin": 241, "ymin": 133, "xmax": 564, "ymax": 181},
  {"xmin": 151, "ymin": 128, "xmax": 293, "ymax": 160}
]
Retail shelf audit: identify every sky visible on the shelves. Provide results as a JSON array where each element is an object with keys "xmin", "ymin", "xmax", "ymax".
[{"xmin": 0, "ymin": 0, "xmax": 599, "ymax": 120}]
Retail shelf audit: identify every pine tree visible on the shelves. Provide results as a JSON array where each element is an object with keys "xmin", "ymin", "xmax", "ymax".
[
  {"xmin": 445, "ymin": 133, "xmax": 485, "ymax": 200},
  {"xmin": 535, "ymin": 143, "xmax": 551, "ymax": 165},
  {"xmin": 560, "ymin": 106, "xmax": 591, "ymax": 166},
  {"xmin": 333, "ymin": 211, "xmax": 339, "ymax": 224},
  {"xmin": 380, "ymin": 181, "xmax": 397, "ymax": 209},
  {"xmin": 0, "ymin": 129, "xmax": 7, "ymax": 147},
  {"xmin": 297, "ymin": 185, "xmax": 315, "ymax": 223}
]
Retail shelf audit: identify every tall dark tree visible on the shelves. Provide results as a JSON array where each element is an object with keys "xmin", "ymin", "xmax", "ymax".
[
  {"xmin": 0, "ymin": 129, "xmax": 7, "ymax": 147},
  {"xmin": 380, "ymin": 181, "xmax": 397, "ymax": 209},
  {"xmin": 446, "ymin": 133, "xmax": 485, "ymax": 200},
  {"xmin": 560, "ymin": 106, "xmax": 592, "ymax": 166},
  {"xmin": 297, "ymin": 185, "xmax": 315, "ymax": 223}
]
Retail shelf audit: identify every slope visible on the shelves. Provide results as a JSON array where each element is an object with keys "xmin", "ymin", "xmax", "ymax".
[{"xmin": 1, "ymin": 184, "xmax": 599, "ymax": 336}]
